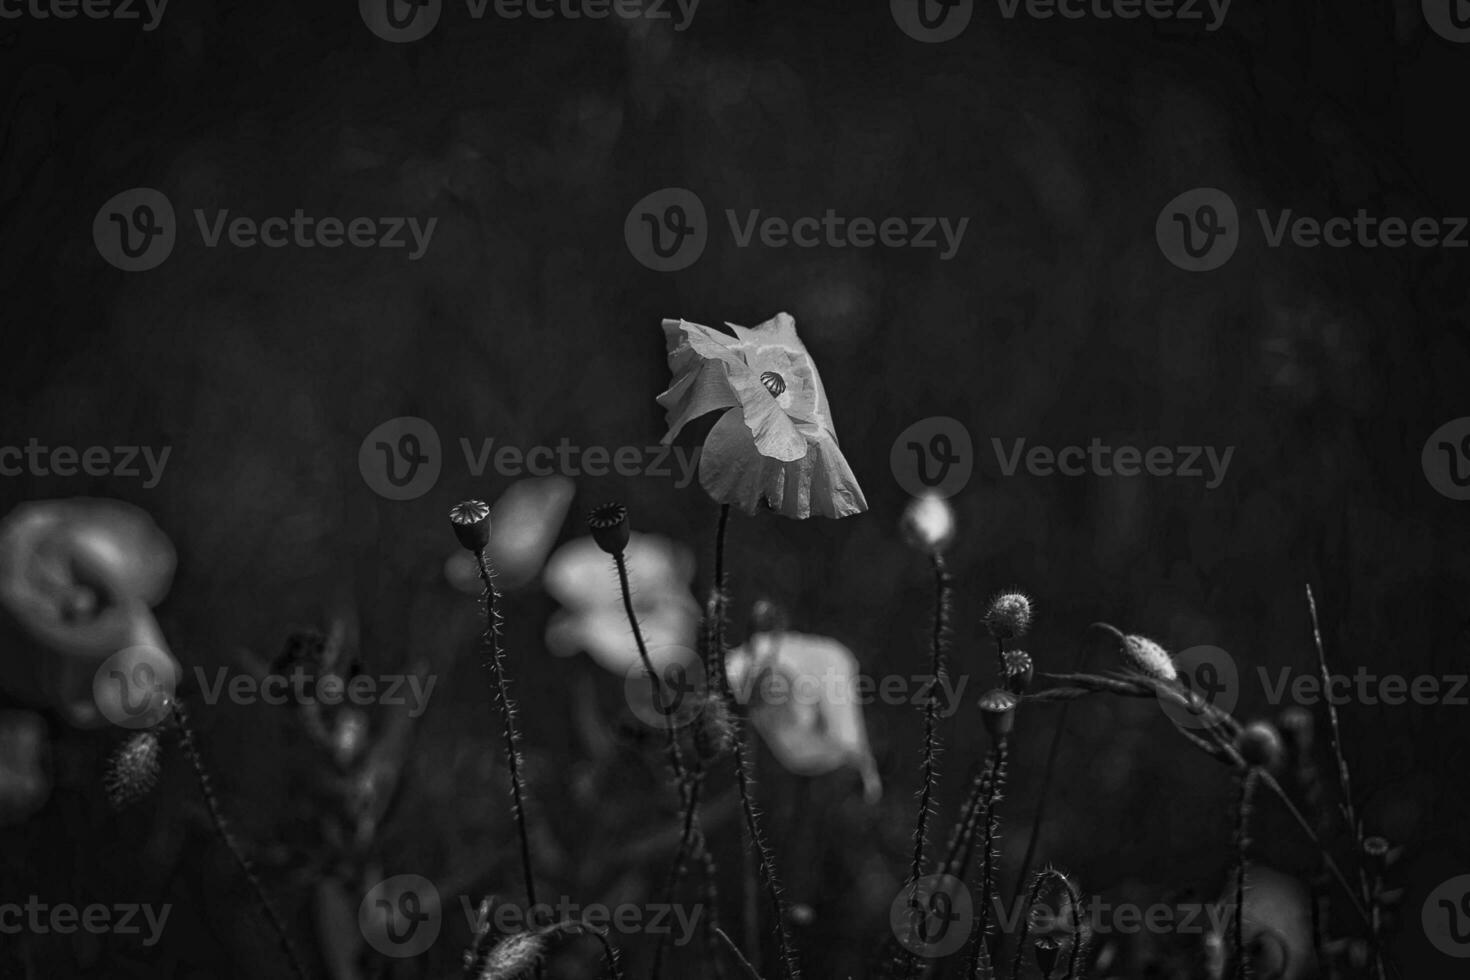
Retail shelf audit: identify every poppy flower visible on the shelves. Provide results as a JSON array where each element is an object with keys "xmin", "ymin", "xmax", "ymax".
[
  {"xmin": 0, "ymin": 498, "xmax": 179, "ymax": 727},
  {"xmin": 657, "ymin": 312, "xmax": 868, "ymax": 519},
  {"xmin": 542, "ymin": 531, "xmax": 699, "ymax": 675},
  {"xmin": 726, "ymin": 630, "xmax": 881, "ymax": 803}
]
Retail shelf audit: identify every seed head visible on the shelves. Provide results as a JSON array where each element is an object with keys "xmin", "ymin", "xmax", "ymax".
[
  {"xmin": 978, "ymin": 688, "xmax": 1019, "ymax": 740},
  {"xmin": 449, "ymin": 500, "xmax": 492, "ymax": 553},
  {"xmin": 1237, "ymin": 720, "xmax": 1285, "ymax": 771},
  {"xmin": 1121, "ymin": 634, "xmax": 1177, "ymax": 682},
  {"xmin": 1034, "ymin": 935, "xmax": 1061, "ymax": 977},
  {"xmin": 985, "ymin": 592, "xmax": 1033, "ymax": 640},
  {"xmin": 104, "ymin": 729, "xmax": 161, "ymax": 809},
  {"xmin": 587, "ymin": 503, "xmax": 630, "ymax": 556},
  {"xmin": 1002, "ymin": 650, "xmax": 1034, "ymax": 695},
  {"xmin": 900, "ymin": 494, "xmax": 956, "ymax": 556}
]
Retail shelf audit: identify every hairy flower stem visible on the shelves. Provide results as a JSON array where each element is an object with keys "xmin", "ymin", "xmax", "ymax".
[
  {"xmin": 966, "ymin": 739, "xmax": 1010, "ymax": 980},
  {"xmin": 1009, "ymin": 871, "xmax": 1084, "ymax": 980},
  {"xmin": 707, "ymin": 504, "xmax": 799, "ymax": 979},
  {"xmin": 170, "ymin": 699, "xmax": 310, "ymax": 980},
  {"xmin": 910, "ymin": 556, "xmax": 951, "ymax": 884},
  {"xmin": 473, "ymin": 550, "xmax": 538, "ymax": 914},
  {"xmin": 1234, "ymin": 769, "xmax": 1259, "ymax": 980}
]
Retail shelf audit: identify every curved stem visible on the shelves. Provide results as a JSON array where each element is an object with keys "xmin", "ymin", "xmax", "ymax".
[
  {"xmin": 171, "ymin": 699, "xmax": 310, "ymax": 980},
  {"xmin": 965, "ymin": 739, "xmax": 1009, "ymax": 979}
]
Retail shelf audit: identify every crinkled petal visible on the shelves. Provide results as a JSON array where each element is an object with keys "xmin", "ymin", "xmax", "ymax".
[
  {"xmin": 656, "ymin": 318, "xmax": 744, "ymax": 445},
  {"xmin": 698, "ymin": 411, "xmax": 867, "ymax": 519}
]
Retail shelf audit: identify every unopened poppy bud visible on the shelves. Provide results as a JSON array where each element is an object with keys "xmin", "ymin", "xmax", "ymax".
[
  {"xmin": 449, "ymin": 500, "xmax": 492, "ymax": 553},
  {"xmin": 985, "ymin": 592, "xmax": 1033, "ymax": 640},
  {"xmin": 978, "ymin": 688, "xmax": 1019, "ymax": 740},
  {"xmin": 104, "ymin": 729, "xmax": 161, "ymax": 808},
  {"xmin": 1034, "ymin": 935, "xmax": 1061, "ymax": 977},
  {"xmin": 478, "ymin": 930, "xmax": 546, "ymax": 980},
  {"xmin": 586, "ymin": 503, "xmax": 630, "ymax": 556},
  {"xmin": 900, "ymin": 494, "xmax": 956, "ymax": 556},
  {"xmin": 1002, "ymin": 650, "xmax": 1034, "ymax": 695},
  {"xmin": 1122, "ymin": 634, "xmax": 1177, "ymax": 682},
  {"xmin": 1237, "ymin": 720, "xmax": 1285, "ymax": 771}
]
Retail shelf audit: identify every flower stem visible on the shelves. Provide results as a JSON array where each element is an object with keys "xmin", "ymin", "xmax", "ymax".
[
  {"xmin": 170, "ymin": 699, "xmax": 310, "ymax": 980},
  {"xmin": 965, "ymin": 739, "xmax": 1009, "ymax": 980},
  {"xmin": 1233, "ymin": 768, "xmax": 1258, "ymax": 980},
  {"xmin": 473, "ymin": 549, "xmax": 538, "ymax": 913},
  {"xmin": 613, "ymin": 552, "xmax": 689, "ymax": 790}
]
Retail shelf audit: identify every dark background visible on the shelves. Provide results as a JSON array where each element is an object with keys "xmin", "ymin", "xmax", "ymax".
[{"xmin": 1, "ymin": 1, "xmax": 1468, "ymax": 977}]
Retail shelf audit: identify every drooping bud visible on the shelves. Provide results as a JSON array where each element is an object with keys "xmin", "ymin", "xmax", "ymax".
[
  {"xmin": 1002, "ymin": 650, "xmax": 1034, "ymax": 695},
  {"xmin": 586, "ymin": 503, "xmax": 630, "ymax": 556},
  {"xmin": 899, "ymin": 494, "xmax": 956, "ymax": 556},
  {"xmin": 1236, "ymin": 720, "xmax": 1285, "ymax": 771},
  {"xmin": 449, "ymin": 500, "xmax": 493, "ymax": 553},
  {"xmin": 985, "ymin": 592, "xmax": 1033, "ymax": 640},
  {"xmin": 978, "ymin": 688, "xmax": 1019, "ymax": 740},
  {"xmin": 1121, "ymin": 634, "xmax": 1178, "ymax": 682},
  {"xmin": 104, "ymin": 729, "xmax": 161, "ymax": 808},
  {"xmin": 477, "ymin": 930, "xmax": 546, "ymax": 980}
]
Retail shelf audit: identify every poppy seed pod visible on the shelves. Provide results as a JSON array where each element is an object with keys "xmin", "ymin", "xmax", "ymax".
[
  {"xmin": 899, "ymin": 494, "xmax": 956, "ymax": 556},
  {"xmin": 1002, "ymin": 650, "xmax": 1034, "ymax": 695},
  {"xmin": 978, "ymin": 688, "xmax": 1019, "ymax": 740},
  {"xmin": 586, "ymin": 503, "xmax": 630, "ymax": 556},
  {"xmin": 1237, "ymin": 720, "xmax": 1285, "ymax": 771},
  {"xmin": 985, "ymin": 592, "xmax": 1033, "ymax": 640},
  {"xmin": 1121, "ymin": 634, "xmax": 1178, "ymax": 682},
  {"xmin": 449, "ymin": 500, "xmax": 492, "ymax": 553}
]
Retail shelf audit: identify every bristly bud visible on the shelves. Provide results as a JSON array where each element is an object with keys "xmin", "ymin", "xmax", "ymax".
[
  {"xmin": 449, "ymin": 500, "xmax": 492, "ymax": 553},
  {"xmin": 1237, "ymin": 720, "xmax": 1285, "ymax": 771},
  {"xmin": 104, "ymin": 729, "xmax": 161, "ymax": 808},
  {"xmin": 985, "ymin": 592, "xmax": 1034, "ymax": 640},
  {"xmin": 586, "ymin": 503, "xmax": 630, "ymax": 556},
  {"xmin": 748, "ymin": 597, "xmax": 789, "ymax": 636},
  {"xmin": 1121, "ymin": 634, "xmax": 1177, "ymax": 682},
  {"xmin": 476, "ymin": 930, "xmax": 546, "ymax": 980},
  {"xmin": 900, "ymin": 494, "xmax": 956, "ymax": 556},
  {"xmin": 978, "ymin": 688, "xmax": 1019, "ymax": 740},
  {"xmin": 1002, "ymin": 650, "xmax": 1034, "ymax": 695}
]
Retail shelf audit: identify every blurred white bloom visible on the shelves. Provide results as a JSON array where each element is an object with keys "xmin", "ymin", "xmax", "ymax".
[
  {"xmin": 445, "ymin": 477, "xmax": 574, "ymax": 592},
  {"xmin": 542, "ymin": 532, "xmax": 698, "ymax": 674},
  {"xmin": 727, "ymin": 630, "xmax": 881, "ymax": 803},
  {"xmin": 899, "ymin": 494, "xmax": 955, "ymax": 555}
]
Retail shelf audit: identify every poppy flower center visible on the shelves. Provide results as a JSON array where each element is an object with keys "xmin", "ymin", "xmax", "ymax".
[{"xmin": 760, "ymin": 371, "xmax": 786, "ymax": 398}]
